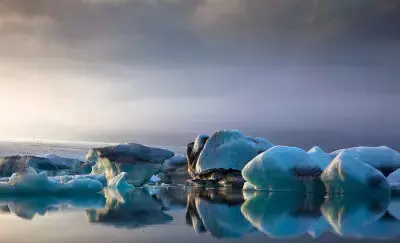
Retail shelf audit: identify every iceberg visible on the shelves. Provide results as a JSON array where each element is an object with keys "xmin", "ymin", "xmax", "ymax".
[
  {"xmin": 0, "ymin": 156, "xmax": 71, "ymax": 177},
  {"xmin": 242, "ymin": 146, "xmax": 324, "ymax": 193},
  {"xmin": 321, "ymin": 151, "xmax": 390, "ymax": 196},
  {"xmin": 107, "ymin": 172, "xmax": 133, "ymax": 190},
  {"xmin": 0, "ymin": 167, "xmax": 103, "ymax": 195},
  {"xmin": 41, "ymin": 153, "xmax": 83, "ymax": 172},
  {"xmin": 387, "ymin": 168, "xmax": 400, "ymax": 192},
  {"xmin": 187, "ymin": 134, "xmax": 209, "ymax": 177},
  {"xmin": 51, "ymin": 174, "xmax": 107, "ymax": 187},
  {"xmin": 307, "ymin": 146, "xmax": 333, "ymax": 170},
  {"xmin": 195, "ymin": 130, "xmax": 274, "ymax": 174},
  {"xmin": 87, "ymin": 143, "xmax": 174, "ymax": 186},
  {"xmin": 241, "ymin": 192, "xmax": 322, "ymax": 238},
  {"xmin": 163, "ymin": 155, "xmax": 187, "ymax": 172},
  {"xmin": 331, "ymin": 146, "xmax": 400, "ymax": 176}
]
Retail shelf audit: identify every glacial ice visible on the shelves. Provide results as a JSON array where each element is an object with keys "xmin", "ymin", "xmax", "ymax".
[
  {"xmin": 107, "ymin": 172, "xmax": 133, "ymax": 189},
  {"xmin": 88, "ymin": 143, "xmax": 174, "ymax": 186},
  {"xmin": 387, "ymin": 169, "xmax": 400, "ymax": 192},
  {"xmin": 307, "ymin": 146, "xmax": 333, "ymax": 170},
  {"xmin": 163, "ymin": 155, "xmax": 187, "ymax": 172},
  {"xmin": 194, "ymin": 130, "xmax": 274, "ymax": 174},
  {"xmin": 321, "ymin": 151, "xmax": 390, "ymax": 196},
  {"xmin": 331, "ymin": 146, "xmax": 400, "ymax": 176},
  {"xmin": 242, "ymin": 146, "xmax": 323, "ymax": 192},
  {"xmin": 42, "ymin": 153, "xmax": 82, "ymax": 171},
  {"xmin": 0, "ymin": 167, "xmax": 103, "ymax": 195}
]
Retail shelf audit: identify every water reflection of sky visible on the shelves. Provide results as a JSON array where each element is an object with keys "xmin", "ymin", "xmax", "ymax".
[{"xmin": 0, "ymin": 187, "xmax": 400, "ymax": 243}]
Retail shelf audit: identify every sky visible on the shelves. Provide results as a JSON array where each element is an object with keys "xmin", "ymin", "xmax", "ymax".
[{"xmin": 0, "ymin": 0, "xmax": 399, "ymax": 146}]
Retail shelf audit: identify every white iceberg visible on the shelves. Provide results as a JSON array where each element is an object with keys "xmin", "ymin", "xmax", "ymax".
[
  {"xmin": 307, "ymin": 146, "xmax": 333, "ymax": 170},
  {"xmin": 0, "ymin": 167, "xmax": 103, "ymax": 195},
  {"xmin": 331, "ymin": 146, "xmax": 400, "ymax": 176},
  {"xmin": 242, "ymin": 146, "xmax": 323, "ymax": 192},
  {"xmin": 88, "ymin": 143, "xmax": 174, "ymax": 186},
  {"xmin": 321, "ymin": 151, "xmax": 390, "ymax": 196},
  {"xmin": 195, "ymin": 130, "xmax": 274, "ymax": 174}
]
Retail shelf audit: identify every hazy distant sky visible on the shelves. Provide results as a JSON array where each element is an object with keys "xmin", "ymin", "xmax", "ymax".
[{"xmin": 0, "ymin": 0, "xmax": 399, "ymax": 144}]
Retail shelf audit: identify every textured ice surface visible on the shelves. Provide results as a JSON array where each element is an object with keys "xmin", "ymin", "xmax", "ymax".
[
  {"xmin": 0, "ymin": 168, "xmax": 103, "ymax": 195},
  {"xmin": 88, "ymin": 143, "xmax": 174, "ymax": 186},
  {"xmin": 321, "ymin": 151, "xmax": 390, "ymax": 196},
  {"xmin": 242, "ymin": 146, "xmax": 323, "ymax": 192},
  {"xmin": 331, "ymin": 146, "xmax": 400, "ymax": 176},
  {"xmin": 195, "ymin": 130, "xmax": 274, "ymax": 174},
  {"xmin": 307, "ymin": 146, "xmax": 333, "ymax": 170}
]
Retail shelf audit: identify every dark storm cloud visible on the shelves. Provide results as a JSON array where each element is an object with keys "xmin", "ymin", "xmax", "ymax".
[
  {"xmin": 1, "ymin": 0, "xmax": 400, "ymax": 142},
  {"xmin": 1, "ymin": 0, "xmax": 400, "ymax": 66}
]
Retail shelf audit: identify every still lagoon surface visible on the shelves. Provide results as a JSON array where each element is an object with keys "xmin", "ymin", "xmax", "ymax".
[{"xmin": 1, "ymin": 141, "xmax": 400, "ymax": 243}]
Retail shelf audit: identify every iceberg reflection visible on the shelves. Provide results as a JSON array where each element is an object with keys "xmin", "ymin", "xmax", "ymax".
[
  {"xmin": 0, "ymin": 194, "xmax": 105, "ymax": 220},
  {"xmin": 241, "ymin": 192, "xmax": 323, "ymax": 238},
  {"xmin": 186, "ymin": 188, "xmax": 253, "ymax": 238},
  {"xmin": 86, "ymin": 188, "xmax": 174, "ymax": 229}
]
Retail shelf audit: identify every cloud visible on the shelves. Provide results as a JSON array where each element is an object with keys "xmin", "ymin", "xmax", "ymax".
[{"xmin": 0, "ymin": 0, "xmax": 399, "ymax": 141}]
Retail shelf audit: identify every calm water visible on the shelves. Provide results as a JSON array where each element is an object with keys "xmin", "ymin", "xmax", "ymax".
[{"xmin": 0, "ymin": 186, "xmax": 400, "ymax": 243}]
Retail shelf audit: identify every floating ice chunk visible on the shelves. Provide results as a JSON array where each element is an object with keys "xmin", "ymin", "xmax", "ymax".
[
  {"xmin": 163, "ymin": 156, "xmax": 187, "ymax": 172},
  {"xmin": 187, "ymin": 134, "xmax": 209, "ymax": 177},
  {"xmin": 194, "ymin": 130, "xmax": 274, "ymax": 174},
  {"xmin": 389, "ymin": 196, "xmax": 400, "ymax": 220},
  {"xmin": 307, "ymin": 146, "xmax": 333, "ymax": 170},
  {"xmin": 241, "ymin": 192, "xmax": 321, "ymax": 238},
  {"xmin": 42, "ymin": 153, "xmax": 82, "ymax": 170},
  {"xmin": 331, "ymin": 146, "xmax": 400, "ymax": 176},
  {"xmin": 321, "ymin": 151, "xmax": 390, "ymax": 196},
  {"xmin": 242, "ymin": 146, "xmax": 323, "ymax": 192},
  {"xmin": 149, "ymin": 175, "xmax": 161, "ymax": 184},
  {"xmin": 0, "ymin": 156, "xmax": 69, "ymax": 177},
  {"xmin": 107, "ymin": 172, "xmax": 133, "ymax": 189},
  {"xmin": 88, "ymin": 143, "xmax": 174, "ymax": 186},
  {"xmin": 0, "ymin": 167, "xmax": 103, "ymax": 195},
  {"xmin": 51, "ymin": 174, "xmax": 107, "ymax": 187},
  {"xmin": 387, "ymin": 169, "xmax": 400, "ymax": 192}
]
